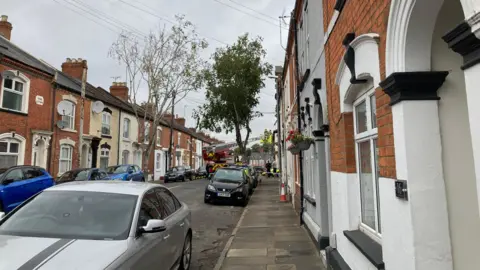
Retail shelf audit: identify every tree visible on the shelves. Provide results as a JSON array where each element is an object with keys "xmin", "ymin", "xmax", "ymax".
[
  {"xmin": 260, "ymin": 129, "xmax": 273, "ymax": 153},
  {"xmin": 251, "ymin": 143, "xmax": 262, "ymax": 153},
  {"xmin": 194, "ymin": 34, "xmax": 272, "ymax": 160},
  {"xmin": 109, "ymin": 15, "xmax": 208, "ymax": 172}
]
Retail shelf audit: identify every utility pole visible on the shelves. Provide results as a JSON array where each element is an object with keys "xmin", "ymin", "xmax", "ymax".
[
  {"xmin": 78, "ymin": 64, "xmax": 87, "ymax": 167},
  {"xmin": 168, "ymin": 91, "xmax": 176, "ymax": 169}
]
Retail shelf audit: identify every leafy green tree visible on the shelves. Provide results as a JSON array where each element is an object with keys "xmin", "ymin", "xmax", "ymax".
[
  {"xmin": 260, "ymin": 129, "xmax": 273, "ymax": 153},
  {"xmin": 194, "ymin": 34, "xmax": 272, "ymax": 159},
  {"xmin": 250, "ymin": 143, "xmax": 262, "ymax": 153}
]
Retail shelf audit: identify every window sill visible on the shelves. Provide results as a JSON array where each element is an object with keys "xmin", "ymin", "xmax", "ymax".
[
  {"xmin": 343, "ymin": 230, "xmax": 384, "ymax": 269},
  {"xmin": 123, "ymin": 138, "xmax": 131, "ymax": 142},
  {"xmin": 101, "ymin": 134, "xmax": 112, "ymax": 139},
  {"xmin": 304, "ymin": 194, "xmax": 316, "ymax": 206},
  {"xmin": 62, "ymin": 128, "xmax": 77, "ymax": 134},
  {"xmin": 0, "ymin": 107, "xmax": 28, "ymax": 116}
]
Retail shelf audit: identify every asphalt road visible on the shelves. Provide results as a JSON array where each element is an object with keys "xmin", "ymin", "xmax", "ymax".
[{"xmin": 162, "ymin": 178, "xmax": 244, "ymax": 270}]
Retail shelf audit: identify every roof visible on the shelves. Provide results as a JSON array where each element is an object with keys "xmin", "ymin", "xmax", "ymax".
[
  {"xmin": 0, "ymin": 36, "xmax": 212, "ymax": 143},
  {"xmin": 0, "ymin": 36, "xmax": 55, "ymax": 75},
  {"xmin": 47, "ymin": 181, "xmax": 164, "ymax": 196}
]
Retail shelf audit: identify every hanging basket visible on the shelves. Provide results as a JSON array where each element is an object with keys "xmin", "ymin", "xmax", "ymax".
[
  {"xmin": 297, "ymin": 140, "xmax": 313, "ymax": 151},
  {"xmin": 288, "ymin": 146, "xmax": 300, "ymax": 155}
]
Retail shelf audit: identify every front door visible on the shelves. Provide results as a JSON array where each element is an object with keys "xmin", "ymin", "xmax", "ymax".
[{"xmin": 154, "ymin": 150, "xmax": 165, "ymax": 181}]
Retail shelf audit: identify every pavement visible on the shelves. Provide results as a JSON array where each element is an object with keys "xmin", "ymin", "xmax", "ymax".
[
  {"xmin": 160, "ymin": 178, "xmax": 244, "ymax": 270},
  {"xmin": 215, "ymin": 177, "xmax": 326, "ymax": 270}
]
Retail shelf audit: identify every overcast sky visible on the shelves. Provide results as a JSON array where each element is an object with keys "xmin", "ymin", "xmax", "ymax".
[{"xmin": 3, "ymin": 0, "xmax": 293, "ymax": 142}]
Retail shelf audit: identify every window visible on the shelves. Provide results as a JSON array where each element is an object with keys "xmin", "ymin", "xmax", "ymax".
[
  {"xmin": 178, "ymin": 133, "xmax": 181, "ymax": 146},
  {"xmin": 102, "ymin": 113, "xmax": 111, "ymax": 136},
  {"xmin": 123, "ymin": 118, "xmax": 130, "ymax": 139},
  {"xmin": 59, "ymin": 145, "xmax": 73, "ymax": 174},
  {"xmin": 304, "ymin": 2, "xmax": 310, "ymax": 70},
  {"xmin": 156, "ymin": 128, "xmax": 162, "ymax": 146},
  {"xmin": 144, "ymin": 123, "xmax": 150, "ymax": 143},
  {"xmin": 155, "ymin": 153, "xmax": 161, "ymax": 169},
  {"xmin": 155, "ymin": 188, "xmax": 178, "ymax": 219},
  {"xmin": 0, "ymin": 140, "xmax": 20, "ymax": 167},
  {"xmin": 353, "ymin": 87, "xmax": 381, "ymax": 240},
  {"xmin": 61, "ymin": 101, "xmax": 76, "ymax": 130},
  {"xmin": 4, "ymin": 169, "xmax": 24, "ymax": 181},
  {"xmin": 23, "ymin": 168, "xmax": 44, "ymax": 179},
  {"xmin": 100, "ymin": 149, "xmax": 110, "ymax": 169},
  {"xmin": 1, "ymin": 74, "xmax": 27, "ymax": 112},
  {"xmin": 138, "ymin": 189, "xmax": 163, "ymax": 227},
  {"xmin": 122, "ymin": 150, "xmax": 129, "ymax": 164}
]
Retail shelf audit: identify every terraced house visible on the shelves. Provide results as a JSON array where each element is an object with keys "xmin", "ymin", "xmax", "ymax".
[
  {"xmin": 280, "ymin": 0, "xmax": 480, "ymax": 269},
  {"xmin": 0, "ymin": 15, "xmax": 215, "ymax": 180}
]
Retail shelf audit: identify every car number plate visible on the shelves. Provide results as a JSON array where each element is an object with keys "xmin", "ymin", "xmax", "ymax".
[{"xmin": 217, "ymin": 192, "xmax": 231, "ymax": 197}]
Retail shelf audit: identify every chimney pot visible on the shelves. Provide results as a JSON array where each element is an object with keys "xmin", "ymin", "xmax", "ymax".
[{"xmin": 1, "ymin": 15, "xmax": 7, "ymax": 22}]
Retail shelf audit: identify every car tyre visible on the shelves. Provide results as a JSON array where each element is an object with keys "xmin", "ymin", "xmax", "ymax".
[
  {"xmin": 180, "ymin": 232, "xmax": 192, "ymax": 270},
  {"xmin": 204, "ymin": 197, "xmax": 209, "ymax": 204},
  {"xmin": 0, "ymin": 201, "xmax": 3, "ymax": 213}
]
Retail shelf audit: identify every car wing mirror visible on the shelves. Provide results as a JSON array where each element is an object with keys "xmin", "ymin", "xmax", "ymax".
[
  {"xmin": 128, "ymin": 170, "xmax": 134, "ymax": 174},
  {"xmin": 0, "ymin": 212, "xmax": 5, "ymax": 219},
  {"xmin": 139, "ymin": 219, "xmax": 167, "ymax": 235}
]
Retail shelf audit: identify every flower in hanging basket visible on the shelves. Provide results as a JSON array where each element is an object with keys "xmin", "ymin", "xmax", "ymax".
[{"xmin": 286, "ymin": 130, "xmax": 314, "ymax": 145}]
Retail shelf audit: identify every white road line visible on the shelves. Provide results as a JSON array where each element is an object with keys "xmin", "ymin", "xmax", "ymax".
[{"xmin": 168, "ymin": 185, "xmax": 181, "ymax": 190}]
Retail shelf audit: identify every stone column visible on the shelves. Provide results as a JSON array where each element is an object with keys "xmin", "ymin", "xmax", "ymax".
[{"xmin": 379, "ymin": 71, "xmax": 453, "ymax": 270}]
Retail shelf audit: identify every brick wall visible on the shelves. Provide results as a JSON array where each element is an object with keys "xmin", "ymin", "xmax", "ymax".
[{"xmin": 323, "ymin": 0, "xmax": 396, "ymax": 178}]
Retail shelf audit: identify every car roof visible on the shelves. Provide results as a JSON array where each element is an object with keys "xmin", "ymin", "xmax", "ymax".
[
  {"xmin": 218, "ymin": 167, "xmax": 243, "ymax": 171},
  {"xmin": 46, "ymin": 181, "xmax": 164, "ymax": 196}
]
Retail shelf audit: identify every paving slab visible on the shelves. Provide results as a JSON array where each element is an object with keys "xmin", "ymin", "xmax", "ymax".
[{"xmin": 215, "ymin": 178, "xmax": 326, "ymax": 270}]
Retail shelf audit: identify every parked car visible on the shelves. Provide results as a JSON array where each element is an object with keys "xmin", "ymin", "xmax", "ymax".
[
  {"xmin": 0, "ymin": 181, "xmax": 192, "ymax": 270},
  {"xmin": 184, "ymin": 166, "xmax": 195, "ymax": 179},
  {"xmin": 234, "ymin": 164, "xmax": 256, "ymax": 193},
  {"xmin": 204, "ymin": 167, "xmax": 250, "ymax": 206},
  {"xmin": 196, "ymin": 167, "xmax": 208, "ymax": 178},
  {"xmin": 56, "ymin": 168, "xmax": 110, "ymax": 185},
  {"xmin": 164, "ymin": 166, "xmax": 193, "ymax": 183},
  {"xmin": 0, "ymin": 166, "xmax": 54, "ymax": 213},
  {"xmin": 107, "ymin": 165, "xmax": 145, "ymax": 182}
]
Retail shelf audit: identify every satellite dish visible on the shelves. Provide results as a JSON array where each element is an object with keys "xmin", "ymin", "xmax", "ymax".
[
  {"xmin": 92, "ymin": 101, "xmax": 105, "ymax": 114},
  {"xmin": 57, "ymin": 100, "xmax": 73, "ymax": 116},
  {"xmin": 56, "ymin": 120, "xmax": 68, "ymax": 129}
]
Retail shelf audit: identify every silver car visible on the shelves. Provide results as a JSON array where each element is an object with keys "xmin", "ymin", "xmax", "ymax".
[{"xmin": 0, "ymin": 181, "xmax": 192, "ymax": 270}]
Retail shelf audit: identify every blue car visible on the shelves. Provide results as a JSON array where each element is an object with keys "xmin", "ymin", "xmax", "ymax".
[
  {"xmin": 0, "ymin": 166, "xmax": 54, "ymax": 213},
  {"xmin": 56, "ymin": 168, "xmax": 111, "ymax": 185},
  {"xmin": 107, "ymin": 164, "xmax": 145, "ymax": 182}
]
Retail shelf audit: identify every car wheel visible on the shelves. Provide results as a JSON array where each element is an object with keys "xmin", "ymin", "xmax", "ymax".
[
  {"xmin": 180, "ymin": 232, "xmax": 192, "ymax": 270},
  {"xmin": 204, "ymin": 197, "xmax": 209, "ymax": 204},
  {"xmin": 182, "ymin": 176, "xmax": 186, "ymax": 182},
  {"xmin": 241, "ymin": 199, "xmax": 248, "ymax": 207},
  {"xmin": 0, "ymin": 201, "xmax": 3, "ymax": 212},
  {"xmin": 140, "ymin": 178, "xmax": 145, "ymax": 182}
]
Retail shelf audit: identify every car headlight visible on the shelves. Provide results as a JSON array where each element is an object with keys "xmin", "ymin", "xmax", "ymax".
[
  {"xmin": 235, "ymin": 187, "xmax": 243, "ymax": 192},
  {"xmin": 207, "ymin": 185, "xmax": 216, "ymax": 191}
]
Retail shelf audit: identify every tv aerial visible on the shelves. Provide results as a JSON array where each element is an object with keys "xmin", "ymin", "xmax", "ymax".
[
  {"xmin": 57, "ymin": 100, "xmax": 73, "ymax": 116},
  {"xmin": 92, "ymin": 101, "xmax": 105, "ymax": 114}
]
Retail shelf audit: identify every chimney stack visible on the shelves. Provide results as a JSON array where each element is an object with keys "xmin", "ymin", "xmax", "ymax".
[
  {"xmin": 0, "ymin": 15, "xmax": 13, "ymax": 41},
  {"xmin": 175, "ymin": 116, "xmax": 186, "ymax": 126},
  {"xmin": 61, "ymin": 58, "xmax": 88, "ymax": 80},
  {"xmin": 110, "ymin": 82, "xmax": 129, "ymax": 101}
]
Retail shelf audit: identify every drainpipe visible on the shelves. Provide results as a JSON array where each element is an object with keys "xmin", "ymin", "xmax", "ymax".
[
  {"xmin": 293, "ymin": 14, "xmax": 305, "ymax": 225},
  {"xmin": 49, "ymin": 72, "xmax": 58, "ymax": 174},
  {"xmin": 117, "ymin": 110, "xmax": 122, "ymax": 164}
]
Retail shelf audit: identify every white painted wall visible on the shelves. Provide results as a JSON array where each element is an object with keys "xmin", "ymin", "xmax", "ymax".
[
  {"xmin": 119, "ymin": 111, "xmax": 140, "ymax": 165},
  {"xmin": 432, "ymin": 0, "xmax": 480, "ymax": 268}
]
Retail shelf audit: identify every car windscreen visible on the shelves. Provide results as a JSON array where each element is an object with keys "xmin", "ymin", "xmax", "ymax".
[
  {"xmin": 0, "ymin": 190, "xmax": 138, "ymax": 240},
  {"xmin": 214, "ymin": 169, "xmax": 244, "ymax": 182},
  {"xmin": 59, "ymin": 169, "xmax": 89, "ymax": 181},
  {"xmin": 107, "ymin": 165, "xmax": 128, "ymax": 174}
]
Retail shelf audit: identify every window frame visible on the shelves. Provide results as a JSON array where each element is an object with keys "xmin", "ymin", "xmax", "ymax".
[
  {"xmin": 144, "ymin": 123, "xmax": 150, "ymax": 144},
  {"xmin": 61, "ymin": 101, "xmax": 76, "ymax": 131},
  {"xmin": 123, "ymin": 118, "xmax": 130, "ymax": 139},
  {"xmin": 0, "ymin": 72, "xmax": 29, "ymax": 113},
  {"xmin": 0, "ymin": 139, "xmax": 20, "ymax": 167},
  {"xmin": 59, "ymin": 144, "xmax": 73, "ymax": 175},
  {"xmin": 177, "ymin": 133, "xmax": 181, "ymax": 146},
  {"xmin": 102, "ymin": 112, "xmax": 112, "ymax": 136},
  {"xmin": 100, "ymin": 149, "xmax": 110, "ymax": 169},
  {"xmin": 352, "ymin": 86, "xmax": 381, "ymax": 243},
  {"xmin": 122, "ymin": 150, "xmax": 130, "ymax": 165},
  {"xmin": 156, "ymin": 127, "xmax": 162, "ymax": 147}
]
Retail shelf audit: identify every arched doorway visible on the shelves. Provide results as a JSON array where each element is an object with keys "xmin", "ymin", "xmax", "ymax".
[
  {"xmin": 384, "ymin": 0, "xmax": 478, "ymax": 268},
  {"xmin": 432, "ymin": 0, "xmax": 480, "ymax": 268}
]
